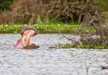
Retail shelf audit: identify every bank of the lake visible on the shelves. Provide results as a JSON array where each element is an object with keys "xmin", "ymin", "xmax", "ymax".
[{"xmin": 0, "ymin": 23, "xmax": 95, "ymax": 33}]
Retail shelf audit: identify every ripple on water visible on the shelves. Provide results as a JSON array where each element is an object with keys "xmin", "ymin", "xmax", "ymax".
[{"xmin": 0, "ymin": 34, "xmax": 108, "ymax": 75}]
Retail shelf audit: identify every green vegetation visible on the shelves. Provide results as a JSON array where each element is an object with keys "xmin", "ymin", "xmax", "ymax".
[
  {"xmin": 36, "ymin": 22, "xmax": 80, "ymax": 33},
  {"xmin": 0, "ymin": 23, "xmax": 79, "ymax": 33},
  {"xmin": 52, "ymin": 43, "xmax": 108, "ymax": 49},
  {"xmin": 0, "ymin": 22, "xmax": 96, "ymax": 33},
  {"xmin": 0, "ymin": 24, "xmax": 21, "ymax": 33},
  {"xmin": 0, "ymin": 0, "xmax": 14, "ymax": 11}
]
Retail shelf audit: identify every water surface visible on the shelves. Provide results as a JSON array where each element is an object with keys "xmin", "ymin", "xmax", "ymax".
[{"xmin": 0, "ymin": 34, "xmax": 108, "ymax": 75}]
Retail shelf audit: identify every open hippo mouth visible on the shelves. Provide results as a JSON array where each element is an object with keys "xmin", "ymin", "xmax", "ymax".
[{"xmin": 16, "ymin": 25, "xmax": 39, "ymax": 49}]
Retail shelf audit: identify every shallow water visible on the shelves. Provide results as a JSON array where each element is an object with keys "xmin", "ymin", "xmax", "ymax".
[{"xmin": 0, "ymin": 34, "xmax": 108, "ymax": 75}]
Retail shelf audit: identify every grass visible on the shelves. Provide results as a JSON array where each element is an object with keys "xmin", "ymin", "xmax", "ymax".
[
  {"xmin": 52, "ymin": 43, "xmax": 108, "ymax": 49},
  {"xmin": 0, "ymin": 22, "xmax": 96, "ymax": 33},
  {"xmin": 36, "ymin": 22, "xmax": 80, "ymax": 33},
  {"xmin": 0, "ymin": 23, "xmax": 79, "ymax": 33},
  {"xmin": 0, "ymin": 24, "xmax": 21, "ymax": 33}
]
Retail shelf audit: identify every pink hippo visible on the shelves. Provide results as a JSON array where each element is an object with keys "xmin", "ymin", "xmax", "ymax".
[{"xmin": 15, "ymin": 25, "xmax": 39, "ymax": 49}]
